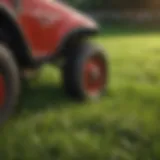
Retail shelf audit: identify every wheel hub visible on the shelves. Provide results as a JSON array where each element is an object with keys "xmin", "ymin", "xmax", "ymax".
[
  {"xmin": 0, "ymin": 74, "xmax": 5, "ymax": 107},
  {"xmin": 83, "ymin": 54, "xmax": 106, "ymax": 96},
  {"xmin": 89, "ymin": 65, "xmax": 101, "ymax": 82}
]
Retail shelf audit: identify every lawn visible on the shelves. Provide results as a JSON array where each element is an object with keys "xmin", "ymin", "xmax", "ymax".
[{"xmin": 0, "ymin": 26, "xmax": 160, "ymax": 160}]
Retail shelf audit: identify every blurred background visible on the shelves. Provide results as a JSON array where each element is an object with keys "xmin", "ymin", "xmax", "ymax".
[{"xmin": 67, "ymin": 0, "xmax": 160, "ymax": 26}]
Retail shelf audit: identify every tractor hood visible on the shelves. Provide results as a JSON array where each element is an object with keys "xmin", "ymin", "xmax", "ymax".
[
  {"xmin": 18, "ymin": 0, "xmax": 100, "ymax": 56},
  {"xmin": 44, "ymin": 1, "xmax": 99, "ymax": 31}
]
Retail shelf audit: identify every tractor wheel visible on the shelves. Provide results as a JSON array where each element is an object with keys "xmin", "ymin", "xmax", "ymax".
[
  {"xmin": 62, "ymin": 42, "xmax": 108, "ymax": 100},
  {"xmin": 0, "ymin": 44, "xmax": 20, "ymax": 126}
]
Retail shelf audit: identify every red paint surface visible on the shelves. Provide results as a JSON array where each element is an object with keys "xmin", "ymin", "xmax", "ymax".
[
  {"xmin": 84, "ymin": 56, "xmax": 106, "ymax": 96},
  {"xmin": 0, "ymin": 0, "xmax": 98, "ymax": 58},
  {"xmin": 0, "ymin": 0, "xmax": 98, "ymax": 57},
  {"xmin": 0, "ymin": 75, "xmax": 5, "ymax": 106}
]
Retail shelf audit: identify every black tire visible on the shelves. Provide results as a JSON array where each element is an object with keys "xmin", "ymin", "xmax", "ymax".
[
  {"xmin": 0, "ymin": 44, "xmax": 20, "ymax": 126},
  {"xmin": 62, "ymin": 42, "xmax": 108, "ymax": 101}
]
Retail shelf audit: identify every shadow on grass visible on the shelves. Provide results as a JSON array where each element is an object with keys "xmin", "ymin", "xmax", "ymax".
[{"xmin": 18, "ymin": 80, "xmax": 73, "ymax": 114}]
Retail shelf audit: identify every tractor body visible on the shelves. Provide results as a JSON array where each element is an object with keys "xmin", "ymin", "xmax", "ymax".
[
  {"xmin": 0, "ymin": 0, "xmax": 108, "ymax": 126},
  {"xmin": 0, "ymin": 0, "xmax": 99, "ymax": 67}
]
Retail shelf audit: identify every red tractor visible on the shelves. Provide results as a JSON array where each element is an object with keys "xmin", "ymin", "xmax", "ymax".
[{"xmin": 0, "ymin": 0, "xmax": 108, "ymax": 125}]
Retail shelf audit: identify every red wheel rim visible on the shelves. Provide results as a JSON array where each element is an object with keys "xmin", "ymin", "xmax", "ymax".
[
  {"xmin": 0, "ymin": 74, "xmax": 5, "ymax": 107},
  {"xmin": 83, "ymin": 55, "xmax": 106, "ymax": 96}
]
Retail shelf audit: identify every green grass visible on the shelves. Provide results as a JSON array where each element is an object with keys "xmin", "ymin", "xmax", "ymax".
[{"xmin": 1, "ymin": 27, "xmax": 160, "ymax": 160}]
